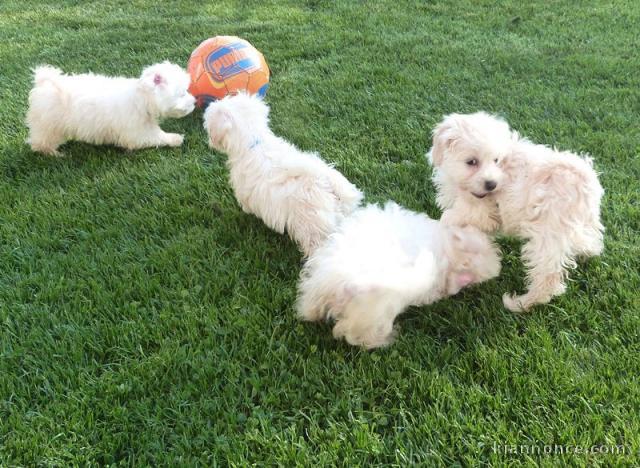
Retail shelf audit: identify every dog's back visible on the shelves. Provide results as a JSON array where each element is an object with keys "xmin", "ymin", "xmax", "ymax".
[
  {"xmin": 502, "ymin": 142, "xmax": 604, "ymax": 257},
  {"xmin": 256, "ymin": 144, "xmax": 363, "ymax": 256},
  {"xmin": 324, "ymin": 167, "xmax": 363, "ymax": 216}
]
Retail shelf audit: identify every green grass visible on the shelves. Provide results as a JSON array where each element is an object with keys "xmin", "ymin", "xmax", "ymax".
[{"xmin": 1, "ymin": 0, "xmax": 639, "ymax": 465}]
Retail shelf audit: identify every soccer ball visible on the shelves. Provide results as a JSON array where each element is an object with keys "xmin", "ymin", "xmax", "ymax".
[{"xmin": 187, "ymin": 36, "xmax": 270, "ymax": 108}]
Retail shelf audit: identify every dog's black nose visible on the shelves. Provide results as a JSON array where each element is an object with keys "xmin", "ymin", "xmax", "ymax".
[{"xmin": 484, "ymin": 180, "xmax": 497, "ymax": 191}]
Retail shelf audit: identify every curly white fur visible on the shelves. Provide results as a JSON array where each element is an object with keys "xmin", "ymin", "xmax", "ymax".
[
  {"xmin": 26, "ymin": 61, "xmax": 195, "ymax": 155},
  {"xmin": 297, "ymin": 202, "xmax": 501, "ymax": 348},
  {"xmin": 428, "ymin": 112, "xmax": 604, "ymax": 311},
  {"xmin": 203, "ymin": 93, "xmax": 363, "ymax": 257}
]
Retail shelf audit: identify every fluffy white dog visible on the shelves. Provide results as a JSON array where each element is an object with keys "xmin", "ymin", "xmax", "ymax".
[
  {"xmin": 203, "ymin": 93, "xmax": 363, "ymax": 257},
  {"xmin": 26, "ymin": 61, "xmax": 195, "ymax": 155},
  {"xmin": 297, "ymin": 202, "xmax": 501, "ymax": 349},
  {"xmin": 428, "ymin": 112, "xmax": 604, "ymax": 311}
]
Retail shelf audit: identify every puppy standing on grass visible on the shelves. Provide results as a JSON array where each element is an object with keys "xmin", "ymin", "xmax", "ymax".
[
  {"xmin": 297, "ymin": 202, "xmax": 501, "ymax": 349},
  {"xmin": 26, "ymin": 61, "xmax": 195, "ymax": 155},
  {"xmin": 203, "ymin": 93, "xmax": 363, "ymax": 257},
  {"xmin": 428, "ymin": 112, "xmax": 604, "ymax": 311}
]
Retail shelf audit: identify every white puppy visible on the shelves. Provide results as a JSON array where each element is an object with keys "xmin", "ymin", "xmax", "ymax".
[
  {"xmin": 428, "ymin": 112, "xmax": 605, "ymax": 311},
  {"xmin": 26, "ymin": 61, "xmax": 195, "ymax": 155},
  {"xmin": 297, "ymin": 202, "xmax": 501, "ymax": 349},
  {"xmin": 203, "ymin": 93, "xmax": 363, "ymax": 257}
]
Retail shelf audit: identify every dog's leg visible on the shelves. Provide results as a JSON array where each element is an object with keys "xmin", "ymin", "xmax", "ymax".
[
  {"xmin": 28, "ymin": 136, "xmax": 65, "ymax": 156},
  {"xmin": 297, "ymin": 296, "xmax": 329, "ymax": 322},
  {"xmin": 574, "ymin": 225, "xmax": 604, "ymax": 258},
  {"xmin": 332, "ymin": 293, "xmax": 401, "ymax": 349},
  {"xmin": 291, "ymin": 210, "xmax": 336, "ymax": 258},
  {"xmin": 441, "ymin": 199, "xmax": 500, "ymax": 232},
  {"xmin": 333, "ymin": 314, "xmax": 396, "ymax": 350},
  {"xmin": 27, "ymin": 125, "xmax": 66, "ymax": 156},
  {"xmin": 161, "ymin": 132, "xmax": 185, "ymax": 147},
  {"xmin": 297, "ymin": 234, "xmax": 323, "ymax": 258},
  {"xmin": 26, "ymin": 79, "xmax": 67, "ymax": 155},
  {"xmin": 237, "ymin": 197, "xmax": 254, "ymax": 215},
  {"xmin": 128, "ymin": 127, "xmax": 184, "ymax": 149},
  {"xmin": 297, "ymin": 284, "xmax": 330, "ymax": 322},
  {"xmin": 503, "ymin": 234, "xmax": 573, "ymax": 311}
]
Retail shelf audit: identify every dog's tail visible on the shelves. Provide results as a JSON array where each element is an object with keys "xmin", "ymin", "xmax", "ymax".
[
  {"xmin": 325, "ymin": 168, "xmax": 363, "ymax": 216},
  {"xmin": 277, "ymin": 152, "xmax": 363, "ymax": 216},
  {"xmin": 33, "ymin": 65, "xmax": 63, "ymax": 87},
  {"xmin": 30, "ymin": 65, "xmax": 68, "ymax": 106}
]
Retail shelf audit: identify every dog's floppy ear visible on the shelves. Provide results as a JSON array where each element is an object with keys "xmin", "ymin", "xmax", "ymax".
[
  {"xmin": 140, "ymin": 68, "xmax": 166, "ymax": 90},
  {"xmin": 152, "ymin": 73, "xmax": 164, "ymax": 85},
  {"xmin": 203, "ymin": 107, "xmax": 235, "ymax": 147},
  {"xmin": 214, "ymin": 108, "xmax": 234, "ymax": 133},
  {"xmin": 429, "ymin": 114, "xmax": 461, "ymax": 167}
]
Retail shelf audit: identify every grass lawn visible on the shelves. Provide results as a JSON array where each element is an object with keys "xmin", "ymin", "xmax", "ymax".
[{"xmin": 1, "ymin": 0, "xmax": 639, "ymax": 465}]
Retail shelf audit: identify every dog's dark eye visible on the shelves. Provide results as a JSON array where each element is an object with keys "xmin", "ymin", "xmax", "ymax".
[
  {"xmin": 494, "ymin": 158, "xmax": 499, "ymax": 163},
  {"xmin": 466, "ymin": 158, "xmax": 478, "ymax": 166}
]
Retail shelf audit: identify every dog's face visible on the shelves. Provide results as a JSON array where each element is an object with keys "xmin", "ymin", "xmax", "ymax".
[
  {"xmin": 203, "ymin": 92, "xmax": 270, "ymax": 152},
  {"xmin": 140, "ymin": 62, "xmax": 195, "ymax": 118},
  {"xmin": 443, "ymin": 224, "xmax": 501, "ymax": 295},
  {"xmin": 429, "ymin": 112, "xmax": 514, "ymax": 199}
]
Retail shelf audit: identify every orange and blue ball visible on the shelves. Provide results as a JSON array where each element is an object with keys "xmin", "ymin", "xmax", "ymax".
[{"xmin": 187, "ymin": 36, "xmax": 270, "ymax": 108}]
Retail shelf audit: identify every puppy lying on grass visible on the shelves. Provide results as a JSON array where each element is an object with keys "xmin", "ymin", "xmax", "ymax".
[{"xmin": 297, "ymin": 202, "xmax": 501, "ymax": 349}]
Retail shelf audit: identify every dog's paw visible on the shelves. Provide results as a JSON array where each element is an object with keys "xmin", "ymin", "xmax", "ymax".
[
  {"xmin": 166, "ymin": 133, "xmax": 184, "ymax": 147},
  {"xmin": 297, "ymin": 304, "xmax": 326, "ymax": 322},
  {"xmin": 502, "ymin": 293, "xmax": 529, "ymax": 312},
  {"xmin": 333, "ymin": 320, "xmax": 395, "ymax": 350},
  {"xmin": 332, "ymin": 320, "xmax": 348, "ymax": 340},
  {"xmin": 31, "ymin": 145, "xmax": 63, "ymax": 157},
  {"xmin": 482, "ymin": 216, "xmax": 501, "ymax": 233},
  {"xmin": 441, "ymin": 207, "xmax": 500, "ymax": 233},
  {"xmin": 440, "ymin": 209, "xmax": 465, "ymax": 227}
]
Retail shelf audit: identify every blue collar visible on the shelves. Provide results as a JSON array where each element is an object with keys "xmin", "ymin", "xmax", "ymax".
[{"xmin": 249, "ymin": 138, "xmax": 262, "ymax": 150}]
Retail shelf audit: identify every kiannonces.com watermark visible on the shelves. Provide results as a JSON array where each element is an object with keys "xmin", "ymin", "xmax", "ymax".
[{"xmin": 492, "ymin": 442, "xmax": 630, "ymax": 456}]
